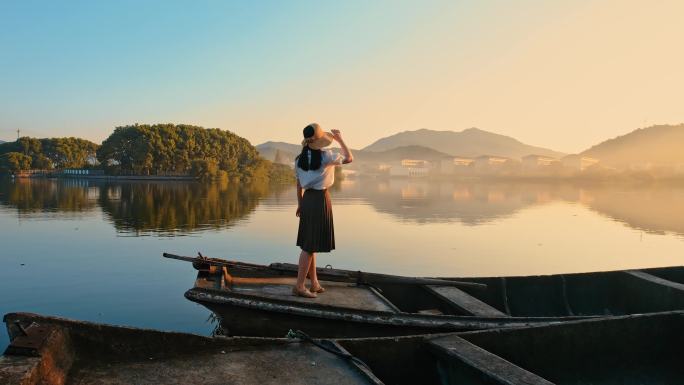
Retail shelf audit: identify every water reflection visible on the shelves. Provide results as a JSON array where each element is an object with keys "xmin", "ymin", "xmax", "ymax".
[
  {"xmin": 1, "ymin": 178, "xmax": 683, "ymax": 238},
  {"xmin": 583, "ymin": 186, "xmax": 684, "ymax": 236},
  {"xmin": 333, "ymin": 181, "xmax": 582, "ymax": 225},
  {"xmin": 265, "ymin": 179, "xmax": 684, "ymax": 237},
  {"xmin": 98, "ymin": 180, "xmax": 278, "ymax": 235},
  {"xmin": 0, "ymin": 178, "xmax": 98, "ymax": 214},
  {"xmin": 0, "ymin": 178, "xmax": 284, "ymax": 235}
]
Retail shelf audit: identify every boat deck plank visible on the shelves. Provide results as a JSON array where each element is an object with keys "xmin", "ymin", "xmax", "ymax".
[
  {"xmin": 66, "ymin": 343, "xmax": 376, "ymax": 385},
  {"xmin": 424, "ymin": 285, "xmax": 508, "ymax": 317},
  {"xmin": 428, "ymin": 335, "xmax": 554, "ymax": 385},
  {"xmin": 214, "ymin": 277, "xmax": 398, "ymax": 313}
]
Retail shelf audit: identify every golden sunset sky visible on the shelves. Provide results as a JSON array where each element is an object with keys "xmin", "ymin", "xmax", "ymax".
[{"xmin": 1, "ymin": 0, "xmax": 683, "ymax": 153}]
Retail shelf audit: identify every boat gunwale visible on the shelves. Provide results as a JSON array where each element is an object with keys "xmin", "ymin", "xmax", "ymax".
[
  {"xmin": 440, "ymin": 310, "xmax": 684, "ymax": 340},
  {"xmin": 185, "ymin": 286, "xmax": 593, "ymax": 330}
]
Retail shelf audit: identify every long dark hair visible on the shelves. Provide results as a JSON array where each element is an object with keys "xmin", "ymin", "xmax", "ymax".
[
  {"xmin": 296, "ymin": 123, "xmax": 323, "ymax": 171},
  {"xmin": 296, "ymin": 146, "xmax": 322, "ymax": 171}
]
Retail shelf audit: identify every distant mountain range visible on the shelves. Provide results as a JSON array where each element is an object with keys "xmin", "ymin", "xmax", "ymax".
[
  {"xmin": 0, "ymin": 140, "xmax": 5, "ymax": 144},
  {"xmin": 257, "ymin": 124, "xmax": 684, "ymax": 168},
  {"xmin": 581, "ymin": 124, "xmax": 684, "ymax": 167},
  {"xmin": 256, "ymin": 141, "xmax": 451, "ymax": 165},
  {"xmin": 363, "ymin": 128, "xmax": 564, "ymax": 158},
  {"xmin": 257, "ymin": 128, "xmax": 563, "ymax": 164}
]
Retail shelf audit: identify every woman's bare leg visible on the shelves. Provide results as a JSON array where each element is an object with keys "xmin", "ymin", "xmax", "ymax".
[
  {"xmin": 308, "ymin": 252, "xmax": 320, "ymax": 288},
  {"xmin": 295, "ymin": 250, "xmax": 314, "ymax": 293}
]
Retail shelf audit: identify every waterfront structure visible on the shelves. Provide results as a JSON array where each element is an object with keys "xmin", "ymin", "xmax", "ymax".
[
  {"xmin": 440, "ymin": 157, "xmax": 474, "ymax": 174},
  {"xmin": 473, "ymin": 155, "xmax": 511, "ymax": 174},
  {"xmin": 62, "ymin": 169, "xmax": 105, "ymax": 176},
  {"xmin": 388, "ymin": 159, "xmax": 431, "ymax": 177},
  {"xmin": 522, "ymin": 155, "xmax": 558, "ymax": 170},
  {"xmin": 560, "ymin": 155, "xmax": 600, "ymax": 171}
]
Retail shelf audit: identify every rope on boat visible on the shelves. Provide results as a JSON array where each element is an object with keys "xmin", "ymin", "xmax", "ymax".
[{"xmin": 286, "ymin": 329, "xmax": 372, "ymax": 371}]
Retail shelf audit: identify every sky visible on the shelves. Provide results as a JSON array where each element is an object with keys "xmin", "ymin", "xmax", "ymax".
[{"xmin": 1, "ymin": 0, "xmax": 683, "ymax": 153}]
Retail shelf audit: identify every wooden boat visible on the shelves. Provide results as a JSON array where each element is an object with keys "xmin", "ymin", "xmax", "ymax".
[
  {"xmin": 430, "ymin": 310, "xmax": 684, "ymax": 384},
  {"xmin": 166, "ymin": 253, "xmax": 684, "ymax": 338},
  {"xmin": 4, "ymin": 313, "xmax": 683, "ymax": 385},
  {"xmin": 8, "ymin": 311, "xmax": 684, "ymax": 385}
]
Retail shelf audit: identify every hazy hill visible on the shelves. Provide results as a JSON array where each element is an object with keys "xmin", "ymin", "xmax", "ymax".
[
  {"xmin": 256, "ymin": 140, "xmax": 450, "ymax": 165},
  {"xmin": 356, "ymin": 145, "xmax": 450, "ymax": 163},
  {"xmin": 256, "ymin": 141, "xmax": 301, "ymax": 165},
  {"xmin": 0, "ymin": 140, "xmax": 5, "ymax": 144},
  {"xmin": 582, "ymin": 124, "xmax": 684, "ymax": 167},
  {"xmin": 363, "ymin": 128, "xmax": 564, "ymax": 159}
]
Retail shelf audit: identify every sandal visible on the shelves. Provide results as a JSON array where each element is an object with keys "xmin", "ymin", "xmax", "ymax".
[
  {"xmin": 292, "ymin": 287, "xmax": 317, "ymax": 298},
  {"xmin": 310, "ymin": 285, "xmax": 326, "ymax": 294}
]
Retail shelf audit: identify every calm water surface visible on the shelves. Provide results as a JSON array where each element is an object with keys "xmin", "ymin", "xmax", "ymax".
[{"xmin": 1, "ymin": 177, "xmax": 683, "ymax": 349}]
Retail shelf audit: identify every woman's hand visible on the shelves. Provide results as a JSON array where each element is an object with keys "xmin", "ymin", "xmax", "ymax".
[
  {"xmin": 296, "ymin": 206, "xmax": 301, "ymax": 217},
  {"xmin": 331, "ymin": 129, "xmax": 342, "ymax": 142}
]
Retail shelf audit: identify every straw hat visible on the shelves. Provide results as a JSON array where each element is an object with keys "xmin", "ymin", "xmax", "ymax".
[{"xmin": 301, "ymin": 123, "xmax": 333, "ymax": 150}]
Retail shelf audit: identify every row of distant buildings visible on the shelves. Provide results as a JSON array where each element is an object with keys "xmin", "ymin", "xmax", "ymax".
[{"xmin": 368, "ymin": 154, "xmax": 600, "ymax": 177}]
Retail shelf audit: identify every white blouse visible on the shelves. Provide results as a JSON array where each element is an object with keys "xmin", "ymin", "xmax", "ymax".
[{"xmin": 295, "ymin": 149, "xmax": 345, "ymax": 190}]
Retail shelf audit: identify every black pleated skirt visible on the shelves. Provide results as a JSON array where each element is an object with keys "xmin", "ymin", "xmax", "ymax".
[{"xmin": 297, "ymin": 188, "xmax": 335, "ymax": 253}]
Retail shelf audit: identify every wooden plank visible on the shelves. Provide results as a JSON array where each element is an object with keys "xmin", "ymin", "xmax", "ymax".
[
  {"xmin": 625, "ymin": 270, "xmax": 684, "ymax": 292},
  {"xmin": 425, "ymin": 285, "xmax": 508, "ymax": 317},
  {"xmin": 428, "ymin": 335, "xmax": 554, "ymax": 385},
  {"xmin": 269, "ymin": 262, "xmax": 488, "ymax": 290}
]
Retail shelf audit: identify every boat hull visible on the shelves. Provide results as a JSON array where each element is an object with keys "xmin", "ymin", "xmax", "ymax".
[{"xmin": 185, "ymin": 288, "xmax": 588, "ymax": 338}]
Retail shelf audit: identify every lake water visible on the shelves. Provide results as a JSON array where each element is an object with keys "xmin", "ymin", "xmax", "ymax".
[{"xmin": 1, "ymin": 177, "xmax": 683, "ymax": 349}]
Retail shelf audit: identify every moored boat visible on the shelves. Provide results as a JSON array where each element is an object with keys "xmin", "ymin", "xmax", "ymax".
[
  {"xmin": 3, "ymin": 311, "xmax": 682, "ymax": 385},
  {"xmin": 166, "ymin": 253, "xmax": 684, "ymax": 338}
]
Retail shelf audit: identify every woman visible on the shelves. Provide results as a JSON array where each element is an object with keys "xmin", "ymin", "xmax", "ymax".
[{"xmin": 293, "ymin": 123, "xmax": 353, "ymax": 298}]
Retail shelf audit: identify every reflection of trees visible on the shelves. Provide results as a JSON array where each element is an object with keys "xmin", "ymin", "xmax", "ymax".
[
  {"xmin": 98, "ymin": 180, "xmax": 281, "ymax": 234},
  {"xmin": 0, "ymin": 178, "xmax": 97, "ymax": 214}
]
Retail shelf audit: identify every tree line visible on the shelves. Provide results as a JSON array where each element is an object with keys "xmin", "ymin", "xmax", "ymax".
[
  {"xmin": 0, "ymin": 137, "xmax": 99, "ymax": 172},
  {"xmin": 0, "ymin": 124, "xmax": 293, "ymax": 182}
]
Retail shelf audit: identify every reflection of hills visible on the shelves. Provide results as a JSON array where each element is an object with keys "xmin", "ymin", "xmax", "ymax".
[
  {"xmin": 335, "ymin": 180, "xmax": 684, "ymax": 236},
  {"xmin": 3, "ymin": 177, "xmax": 684, "ymax": 238},
  {"xmin": 98, "ymin": 180, "xmax": 277, "ymax": 235},
  {"xmin": 333, "ymin": 180, "xmax": 582, "ymax": 225},
  {"xmin": 582, "ymin": 186, "xmax": 684, "ymax": 236},
  {"xmin": 0, "ymin": 178, "xmax": 98, "ymax": 214}
]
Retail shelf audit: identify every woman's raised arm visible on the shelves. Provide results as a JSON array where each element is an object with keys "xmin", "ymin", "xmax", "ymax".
[{"xmin": 331, "ymin": 129, "xmax": 353, "ymax": 164}]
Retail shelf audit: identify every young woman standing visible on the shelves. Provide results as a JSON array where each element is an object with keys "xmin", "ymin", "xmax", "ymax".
[{"xmin": 293, "ymin": 123, "xmax": 353, "ymax": 298}]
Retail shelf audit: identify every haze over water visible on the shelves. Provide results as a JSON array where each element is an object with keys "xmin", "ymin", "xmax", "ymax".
[{"xmin": 1, "ymin": 177, "xmax": 683, "ymax": 349}]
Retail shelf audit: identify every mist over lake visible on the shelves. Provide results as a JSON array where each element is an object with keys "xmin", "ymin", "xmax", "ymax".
[{"xmin": 1, "ymin": 177, "xmax": 683, "ymax": 350}]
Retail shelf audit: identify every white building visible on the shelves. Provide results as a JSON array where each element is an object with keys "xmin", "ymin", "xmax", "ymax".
[
  {"xmin": 561, "ymin": 155, "xmax": 599, "ymax": 171},
  {"xmin": 473, "ymin": 156, "xmax": 510, "ymax": 173},
  {"xmin": 440, "ymin": 157, "xmax": 474, "ymax": 174},
  {"xmin": 389, "ymin": 159, "xmax": 431, "ymax": 177}
]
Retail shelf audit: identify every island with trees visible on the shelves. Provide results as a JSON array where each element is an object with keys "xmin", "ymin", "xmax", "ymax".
[{"xmin": 0, "ymin": 124, "xmax": 293, "ymax": 183}]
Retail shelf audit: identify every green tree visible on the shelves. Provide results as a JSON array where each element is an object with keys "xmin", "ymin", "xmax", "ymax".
[
  {"xmin": 190, "ymin": 158, "xmax": 219, "ymax": 180},
  {"xmin": 0, "ymin": 137, "xmax": 98, "ymax": 170},
  {"xmin": 97, "ymin": 123, "xmax": 272, "ymax": 180},
  {"xmin": 0, "ymin": 152, "xmax": 32, "ymax": 171}
]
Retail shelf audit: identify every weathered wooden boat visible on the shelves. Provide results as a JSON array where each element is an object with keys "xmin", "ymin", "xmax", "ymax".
[
  {"xmin": 166, "ymin": 253, "xmax": 684, "ymax": 337},
  {"xmin": 430, "ymin": 310, "xmax": 684, "ymax": 384},
  {"xmin": 4, "ymin": 312, "xmax": 683, "ymax": 385}
]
